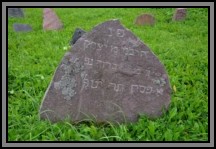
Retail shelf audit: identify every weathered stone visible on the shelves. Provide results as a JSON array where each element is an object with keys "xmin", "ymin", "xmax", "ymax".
[
  {"xmin": 43, "ymin": 8, "xmax": 63, "ymax": 30},
  {"xmin": 173, "ymin": 8, "xmax": 187, "ymax": 21},
  {"xmin": 135, "ymin": 13, "xmax": 155, "ymax": 26},
  {"xmin": 8, "ymin": 8, "xmax": 24, "ymax": 18},
  {"xmin": 40, "ymin": 20, "xmax": 171, "ymax": 124},
  {"xmin": 70, "ymin": 28, "xmax": 86, "ymax": 46},
  {"xmin": 13, "ymin": 23, "xmax": 32, "ymax": 32}
]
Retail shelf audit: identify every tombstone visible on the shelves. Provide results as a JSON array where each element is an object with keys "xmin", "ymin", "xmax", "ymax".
[
  {"xmin": 8, "ymin": 8, "xmax": 24, "ymax": 18},
  {"xmin": 173, "ymin": 8, "xmax": 187, "ymax": 21},
  {"xmin": 40, "ymin": 19, "xmax": 171, "ymax": 124},
  {"xmin": 135, "ymin": 13, "xmax": 155, "ymax": 26},
  {"xmin": 70, "ymin": 28, "xmax": 86, "ymax": 46},
  {"xmin": 13, "ymin": 23, "xmax": 32, "ymax": 32},
  {"xmin": 43, "ymin": 8, "xmax": 63, "ymax": 30}
]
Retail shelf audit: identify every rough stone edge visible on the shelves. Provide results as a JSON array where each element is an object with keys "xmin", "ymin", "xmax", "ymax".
[{"xmin": 38, "ymin": 52, "xmax": 71, "ymax": 121}]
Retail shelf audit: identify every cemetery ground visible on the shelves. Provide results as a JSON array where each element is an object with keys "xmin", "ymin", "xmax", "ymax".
[{"xmin": 8, "ymin": 8, "xmax": 208, "ymax": 141}]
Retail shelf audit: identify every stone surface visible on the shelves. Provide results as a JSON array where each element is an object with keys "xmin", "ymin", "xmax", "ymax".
[
  {"xmin": 13, "ymin": 23, "xmax": 32, "ymax": 32},
  {"xmin": 8, "ymin": 8, "xmax": 24, "ymax": 18},
  {"xmin": 135, "ymin": 13, "xmax": 155, "ymax": 26},
  {"xmin": 70, "ymin": 28, "xmax": 86, "ymax": 46},
  {"xmin": 40, "ymin": 20, "xmax": 171, "ymax": 124},
  {"xmin": 43, "ymin": 8, "xmax": 63, "ymax": 30},
  {"xmin": 173, "ymin": 8, "xmax": 187, "ymax": 21}
]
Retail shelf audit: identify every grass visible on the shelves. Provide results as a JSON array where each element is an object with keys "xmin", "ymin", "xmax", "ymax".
[{"xmin": 8, "ymin": 8, "xmax": 208, "ymax": 141}]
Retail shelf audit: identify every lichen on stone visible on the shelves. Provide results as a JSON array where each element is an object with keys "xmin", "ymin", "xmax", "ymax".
[{"xmin": 54, "ymin": 57, "xmax": 84, "ymax": 100}]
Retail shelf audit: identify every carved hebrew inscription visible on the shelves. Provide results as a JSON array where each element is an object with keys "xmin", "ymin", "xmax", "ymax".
[
  {"xmin": 40, "ymin": 20, "xmax": 171, "ymax": 124},
  {"xmin": 83, "ymin": 39, "xmax": 149, "ymax": 58}
]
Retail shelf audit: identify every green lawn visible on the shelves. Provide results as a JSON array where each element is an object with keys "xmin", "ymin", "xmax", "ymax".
[{"xmin": 8, "ymin": 8, "xmax": 208, "ymax": 141}]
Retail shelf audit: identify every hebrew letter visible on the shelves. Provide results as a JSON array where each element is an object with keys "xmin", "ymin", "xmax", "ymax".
[
  {"xmin": 91, "ymin": 80, "xmax": 102, "ymax": 88},
  {"xmin": 128, "ymin": 48, "xmax": 135, "ymax": 56},
  {"xmin": 130, "ymin": 85, "xmax": 139, "ymax": 94},
  {"xmin": 140, "ymin": 51, "xmax": 149, "ymax": 58},
  {"xmin": 91, "ymin": 41, "xmax": 97, "ymax": 49},
  {"xmin": 84, "ymin": 40, "xmax": 91, "ymax": 50},
  {"xmin": 108, "ymin": 28, "xmax": 113, "ymax": 36},
  {"xmin": 145, "ymin": 70, "xmax": 151, "ymax": 77},
  {"xmin": 111, "ymin": 46, "xmax": 118, "ymax": 56},
  {"xmin": 139, "ymin": 85, "xmax": 146, "ymax": 93},
  {"xmin": 129, "ymin": 38, "xmax": 141, "ymax": 47},
  {"xmin": 145, "ymin": 87, "xmax": 153, "ymax": 94},
  {"xmin": 96, "ymin": 60, "xmax": 103, "ymax": 68},
  {"xmin": 152, "ymin": 79, "xmax": 161, "ymax": 85},
  {"xmin": 89, "ymin": 59, "xmax": 93, "ymax": 66},
  {"xmin": 84, "ymin": 57, "xmax": 89, "ymax": 65},
  {"xmin": 84, "ymin": 57, "xmax": 93, "ymax": 66},
  {"xmin": 108, "ymin": 83, "xmax": 116, "ymax": 91},
  {"xmin": 155, "ymin": 72, "xmax": 162, "ymax": 77},
  {"xmin": 111, "ymin": 64, "xmax": 118, "ymax": 70},
  {"xmin": 116, "ymin": 84, "xmax": 124, "ymax": 92},
  {"xmin": 83, "ymin": 74, "xmax": 89, "ymax": 89},
  {"xmin": 156, "ymin": 88, "xmax": 164, "ymax": 96},
  {"xmin": 117, "ymin": 29, "xmax": 125, "ymax": 37},
  {"xmin": 122, "ymin": 47, "xmax": 129, "ymax": 55},
  {"xmin": 97, "ymin": 43, "xmax": 103, "ymax": 51},
  {"xmin": 160, "ymin": 78, "xmax": 166, "ymax": 86}
]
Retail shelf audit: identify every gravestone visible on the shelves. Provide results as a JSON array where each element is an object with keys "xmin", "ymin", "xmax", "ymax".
[
  {"xmin": 70, "ymin": 28, "xmax": 86, "ymax": 46},
  {"xmin": 43, "ymin": 8, "xmax": 63, "ymax": 30},
  {"xmin": 8, "ymin": 8, "xmax": 24, "ymax": 18},
  {"xmin": 135, "ymin": 13, "xmax": 155, "ymax": 26},
  {"xmin": 40, "ymin": 19, "xmax": 171, "ymax": 124},
  {"xmin": 13, "ymin": 23, "xmax": 32, "ymax": 32},
  {"xmin": 173, "ymin": 8, "xmax": 187, "ymax": 21}
]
